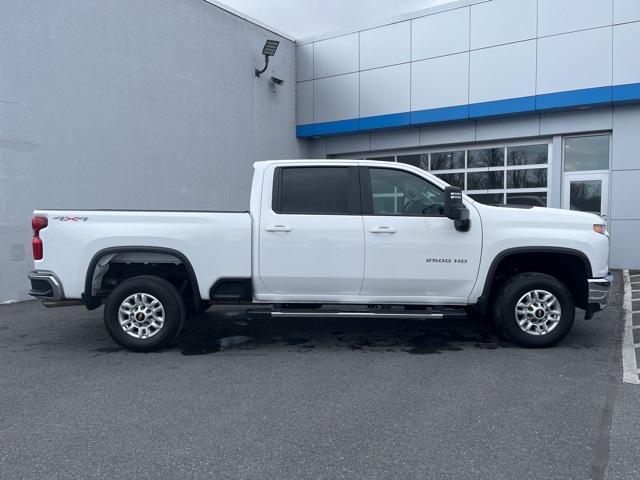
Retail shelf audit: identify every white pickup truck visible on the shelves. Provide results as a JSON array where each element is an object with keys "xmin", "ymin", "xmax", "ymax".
[{"xmin": 28, "ymin": 160, "xmax": 612, "ymax": 351}]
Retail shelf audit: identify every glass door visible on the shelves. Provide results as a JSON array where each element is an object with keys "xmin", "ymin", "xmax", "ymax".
[{"xmin": 562, "ymin": 172, "xmax": 609, "ymax": 220}]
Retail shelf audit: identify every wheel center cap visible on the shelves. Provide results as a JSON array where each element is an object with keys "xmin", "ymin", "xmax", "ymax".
[
  {"xmin": 534, "ymin": 309, "xmax": 545, "ymax": 319},
  {"xmin": 135, "ymin": 312, "xmax": 146, "ymax": 322}
]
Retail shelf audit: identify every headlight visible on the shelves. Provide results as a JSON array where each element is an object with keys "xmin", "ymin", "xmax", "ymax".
[{"xmin": 593, "ymin": 224, "xmax": 608, "ymax": 236}]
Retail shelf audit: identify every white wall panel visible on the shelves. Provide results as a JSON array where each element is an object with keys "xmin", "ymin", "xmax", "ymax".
[
  {"xmin": 470, "ymin": 40, "xmax": 536, "ymax": 103},
  {"xmin": 537, "ymin": 28, "xmax": 613, "ymax": 94},
  {"xmin": 612, "ymin": 105, "xmax": 640, "ymax": 170},
  {"xmin": 314, "ymin": 73, "xmax": 359, "ymax": 123},
  {"xmin": 313, "ymin": 33, "xmax": 359, "ymax": 78},
  {"xmin": 412, "ymin": 7, "xmax": 470, "ymax": 61},
  {"xmin": 611, "ymin": 170, "xmax": 640, "ymax": 219},
  {"xmin": 296, "ymin": 43, "xmax": 313, "ymax": 82},
  {"xmin": 360, "ymin": 21, "xmax": 410, "ymax": 70},
  {"xmin": 614, "ymin": 22, "xmax": 640, "ymax": 86},
  {"xmin": 296, "ymin": 81, "xmax": 313, "ymax": 125},
  {"xmin": 614, "ymin": 0, "xmax": 640, "ymax": 23},
  {"xmin": 411, "ymin": 52, "xmax": 469, "ymax": 111},
  {"xmin": 360, "ymin": 64, "xmax": 410, "ymax": 117},
  {"xmin": 470, "ymin": 0, "xmax": 537, "ymax": 50},
  {"xmin": 476, "ymin": 115, "xmax": 540, "ymax": 141},
  {"xmin": 540, "ymin": 107, "xmax": 612, "ymax": 135},
  {"xmin": 538, "ymin": 0, "xmax": 613, "ymax": 37},
  {"xmin": 610, "ymin": 220, "xmax": 640, "ymax": 268}
]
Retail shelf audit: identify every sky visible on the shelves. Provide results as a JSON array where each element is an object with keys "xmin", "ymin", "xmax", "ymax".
[{"xmin": 217, "ymin": 0, "xmax": 456, "ymax": 39}]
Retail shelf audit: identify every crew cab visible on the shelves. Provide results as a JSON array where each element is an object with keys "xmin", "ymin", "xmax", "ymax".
[{"xmin": 28, "ymin": 160, "xmax": 613, "ymax": 351}]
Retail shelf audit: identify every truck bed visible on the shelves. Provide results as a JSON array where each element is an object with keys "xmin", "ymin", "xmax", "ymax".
[{"xmin": 33, "ymin": 209, "xmax": 252, "ymax": 300}]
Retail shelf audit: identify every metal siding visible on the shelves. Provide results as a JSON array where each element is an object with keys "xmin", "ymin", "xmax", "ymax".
[
  {"xmin": 326, "ymin": 134, "xmax": 371, "ymax": 155},
  {"xmin": 296, "ymin": 43, "xmax": 314, "ymax": 82},
  {"xmin": 470, "ymin": 0, "xmax": 537, "ymax": 50},
  {"xmin": 371, "ymin": 129, "xmax": 420, "ymax": 151},
  {"xmin": 538, "ymin": 0, "xmax": 613, "ymax": 37},
  {"xmin": 469, "ymin": 40, "xmax": 536, "ymax": 104},
  {"xmin": 411, "ymin": 52, "xmax": 469, "ymax": 111},
  {"xmin": 296, "ymin": 80, "xmax": 314, "ymax": 125},
  {"xmin": 612, "ymin": 105, "xmax": 640, "ymax": 171},
  {"xmin": 537, "ymin": 28, "xmax": 613, "ymax": 95},
  {"xmin": 411, "ymin": 7, "xmax": 470, "ymax": 61},
  {"xmin": 614, "ymin": 22, "xmax": 640, "ymax": 87},
  {"xmin": 313, "ymin": 33, "xmax": 359, "ymax": 78},
  {"xmin": 609, "ymin": 220, "xmax": 640, "ymax": 268},
  {"xmin": 614, "ymin": 0, "xmax": 640, "ymax": 23},
  {"xmin": 314, "ymin": 73, "xmax": 359, "ymax": 123},
  {"xmin": 540, "ymin": 107, "xmax": 613, "ymax": 136},
  {"xmin": 360, "ymin": 21, "xmax": 410, "ymax": 71},
  {"xmin": 419, "ymin": 121, "xmax": 476, "ymax": 146},
  {"xmin": 360, "ymin": 64, "xmax": 410, "ymax": 118},
  {"xmin": 475, "ymin": 115, "xmax": 540, "ymax": 142},
  {"xmin": 611, "ymin": 170, "xmax": 640, "ymax": 220}
]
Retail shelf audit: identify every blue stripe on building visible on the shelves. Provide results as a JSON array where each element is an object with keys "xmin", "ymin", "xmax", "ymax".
[{"xmin": 296, "ymin": 83, "xmax": 640, "ymax": 138}]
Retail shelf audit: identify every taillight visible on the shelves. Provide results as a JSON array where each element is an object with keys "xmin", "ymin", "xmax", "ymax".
[{"xmin": 32, "ymin": 216, "xmax": 48, "ymax": 260}]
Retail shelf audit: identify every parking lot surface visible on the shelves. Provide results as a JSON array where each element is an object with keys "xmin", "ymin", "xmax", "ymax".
[{"xmin": 1, "ymin": 272, "xmax": 638, "ymax": 479}]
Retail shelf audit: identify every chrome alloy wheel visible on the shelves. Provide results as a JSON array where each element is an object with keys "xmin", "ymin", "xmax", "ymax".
[
  {"xmin": 514, "ymin": 289, "xmax": 562, "ymax": 336},
  {"xmin": 118, "ymin": 293, "xmax": 165, "ymax": 339}
]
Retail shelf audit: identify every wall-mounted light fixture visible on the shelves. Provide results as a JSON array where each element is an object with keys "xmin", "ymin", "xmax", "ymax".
[{"xmin": 255, "ymin": 39, "xmax": 279, "ymax": 77}]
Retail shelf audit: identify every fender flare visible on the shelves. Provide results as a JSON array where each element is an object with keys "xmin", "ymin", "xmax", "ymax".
[
  {"xmin": 83, "ymin": 246, "xmax": 201, "ymax": 308},
  {"xmin": 476, "ymin": 246, "xmax": 593, "ymax": 313}
]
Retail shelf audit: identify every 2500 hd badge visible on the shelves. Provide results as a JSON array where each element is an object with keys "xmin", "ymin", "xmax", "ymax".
[{"xmin": 425, "ymin": 258, "xmax": 468, "ymax": 263}]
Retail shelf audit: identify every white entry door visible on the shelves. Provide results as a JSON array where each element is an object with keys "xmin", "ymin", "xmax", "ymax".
[{"xmin": 562, "ymin": 172, "xmax": 609, "ymax": 221}]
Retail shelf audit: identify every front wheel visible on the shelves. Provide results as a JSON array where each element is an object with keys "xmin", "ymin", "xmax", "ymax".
[
  {"xmin": 493, "ymin": 272, "xmax": 575, "ymax": 347},
  {"xmin": 104, "ymin": 275, "xmax": 185, "ymax": 352}
]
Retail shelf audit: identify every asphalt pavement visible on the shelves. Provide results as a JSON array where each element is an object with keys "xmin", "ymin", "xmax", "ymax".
[{"xmin": 0, "ymin": 271, "xmax": 638, "ymax": 479}]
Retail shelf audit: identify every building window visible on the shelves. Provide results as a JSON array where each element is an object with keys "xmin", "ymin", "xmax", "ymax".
[
  {"xmin": 564, "ymin": 135, "xmax": 610, "ymax": 171},
  {"xmin": 352, "ymin": 141, "xmax": 550, "ymax": 207}
]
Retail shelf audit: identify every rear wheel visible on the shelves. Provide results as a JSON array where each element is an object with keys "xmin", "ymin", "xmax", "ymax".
[
  {"xmin": 493, "ymin": 272, "xmax": 575, "ymax": 347},
  {"xmin": 104, "ymin": 275, "xmax": 185, "ymax": 352}
]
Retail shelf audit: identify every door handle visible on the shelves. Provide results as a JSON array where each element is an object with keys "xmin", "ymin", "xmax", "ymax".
[
  {"xmin": 370, "ymin": 226, "xmax": 396, "ymax": 234},
  {"xmin": 265, "ymin": 224, "xmax": 292, "ymax": 232}
]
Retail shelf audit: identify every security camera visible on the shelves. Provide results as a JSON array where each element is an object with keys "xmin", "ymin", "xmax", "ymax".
[{"xmin": 270, "ymin": 76, "xmax": 284, "ymax": 86}]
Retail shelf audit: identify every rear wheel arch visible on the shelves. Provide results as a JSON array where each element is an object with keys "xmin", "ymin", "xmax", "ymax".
[
  {"xmin": 478, "ymin": 247, "xmax": 592, "ymax": 313},
  {"xmin": 83, "ymin": 246, "xmax": 201, "ymax": 309}
]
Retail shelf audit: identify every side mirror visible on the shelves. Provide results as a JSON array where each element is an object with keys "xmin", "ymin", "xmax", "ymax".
[{"xmin": 443, "ymin": 186, "xmax": 471, "ymax": 232}]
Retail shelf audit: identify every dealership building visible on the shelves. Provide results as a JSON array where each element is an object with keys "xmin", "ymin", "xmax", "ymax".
[{"xmin": 1, "ymin": 0, "xmax": 640, "ymax": 301}]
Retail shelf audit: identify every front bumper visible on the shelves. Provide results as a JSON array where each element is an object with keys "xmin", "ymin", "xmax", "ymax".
[
  {"xmin": 587, "ymin": 272, "xmax": 614, "ymax": 311},
  {"xmin": 28, "ymin": 270, "xmax": 65, "ymax": 300}
]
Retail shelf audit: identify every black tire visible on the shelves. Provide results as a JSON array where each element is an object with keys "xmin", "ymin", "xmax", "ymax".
[
  {"xmin": 493, "ymin": 272, "xmax": 575, "ymax": 348},
  {"xmin": 104, "ymin": 275, "xmax": 185, "ymax": 352}
]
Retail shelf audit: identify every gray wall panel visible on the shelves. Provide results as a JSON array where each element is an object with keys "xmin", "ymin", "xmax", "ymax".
[
  {"xmin": 419, "ymin": 121, "xmax": 476, "ymax": 146},
  {"xmin": 360, "ymin": 21, "xmax": 410, "ymax": 71},
  {"xmin": 296, "ymin": 81, "xmax": 314, "ymax": 125},
  {"xmin": 613, "ymin": 22, "xmax": 640, "ymax": 86},
  {"xmin": 411, "ymin": 7, "xmax": 470, "ymax": 61},
  {"xmin": 313, "ymin": 33, "xmax": 359, "ymax": 78},
  {"xmin": 360, "ymin": 64, "xmax": 410, "ymax": 117},
  {"xmin": 537, "ymin": 28, "xmax": 613, "ymax": 94},
  {"xmin": 540, "ymin": 107, "xmax": 613, "ymax": 136},
  {"xmin": 470, "ymin": 0, "xmax": 537, "ymax": 50},
  {"xmin": 296, "ymin": 43, "xmax": 314, "ymax": 82},
  {"xmin": 470, "ymin": 40, "xmax": 536, "ymax": 103},
  {"xmin": 614, "ymin": 0, "xmax": 640, "ymax": 23},
  {"xmin": 475, "ymin": 115, "xmax": 541, "ymax": 142},
  {"xmin": 538, "ymin": 0, "xmax": 613, "ymax": 37},
  {"xmin": 326, "ymin": 134, "xmax": 371, "ymax": 155},
  {"xmin": 0, "ymin": 0, "xmax": 307, "ymax": 302},
  {"xmin": 610, "ymin": 220, "xmax": 640, "ymax": 268},
  {"xmin": 611, "ymin": 170, "xmax": 640, "ymax": 220},
  {"xmin": 411, "ymin": 53, "xmax": 469, "ymax": 111},
  {"xmin": 314, "ymin": 73, "xmax": 359, "ymax": 123},
  {"xmin": 371, "ymin": 129, "xmax": 420, "ymax": 151},
  {"xmin": 612, "ymin": 105, "xmax": 640, "ymax": 171}
]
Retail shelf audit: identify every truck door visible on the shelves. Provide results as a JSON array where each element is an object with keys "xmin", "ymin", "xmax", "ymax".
[
  {"xmin": 257, "ymin": 165, "xmax": 364, "ymax": 299},
  {"xmin": 359, "ymin": 166, "xmax": 482, "ymax": 303}
]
